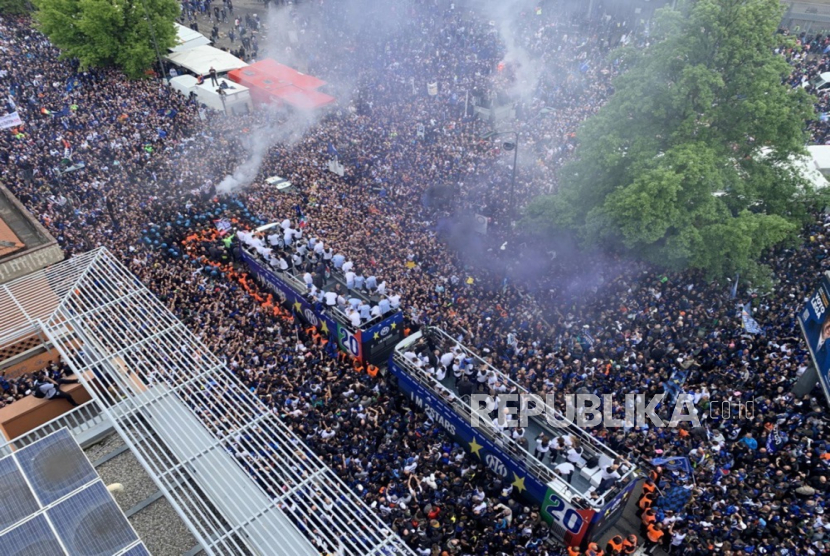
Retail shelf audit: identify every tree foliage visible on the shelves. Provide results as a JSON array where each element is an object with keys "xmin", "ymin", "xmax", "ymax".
[
  {"xmin": 32, "ymin": 0, "xmax": 179, "ymax": 78},
  {"xmin": 525, "ymin": 0, "xmax": 816, "ymax": 281},
  {"xmin": 0, "ymin": 0, "xmax": 31, "ymax": 14}
]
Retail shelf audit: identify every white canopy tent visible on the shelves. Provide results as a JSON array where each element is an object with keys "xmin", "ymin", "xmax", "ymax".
[
  {"xmin": 165, "ymin": 45, "xmax": 247, "ymax": 75},
  {"xmin": 808, "ymin": 145, "xmax": 830, "ymax": 179},
  {"xmin": 758, "ymin": 147, "xmax": 830, "ymax": 191},
  {"xmin": 170, "ymin": 23, "xmax": 211, "ymax": 53}
]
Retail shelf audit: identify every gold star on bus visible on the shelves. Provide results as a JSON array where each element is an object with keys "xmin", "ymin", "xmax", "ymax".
[
  {"xmin": 373, "ymin": 332, "xmax": 380, "ymax": 340},
  {"xmin": 320, "ymin": 321, "xmax": 329, "ymax": 335},
  {"xmin": 469, "ymin": 437, "xmax": 484, "ymax": 458},
  {"xmin": 511, "ymin": 473, "xmax": 526, "ymax": 493},
  {"xmin": 293, "ymin": 300, "xmax": 302, "ymax": 313},
  {"xmin": 390, "ymin": 322, "xmax": 397, "ymax": 329}
]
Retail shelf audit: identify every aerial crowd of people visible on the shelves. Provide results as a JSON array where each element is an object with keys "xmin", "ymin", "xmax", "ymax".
[{"xmin": 1, "ymin": 1, "xmax": 830, "ymax": 554}]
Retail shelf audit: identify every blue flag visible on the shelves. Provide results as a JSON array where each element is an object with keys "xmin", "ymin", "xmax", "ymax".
[
  {"xmin": 65, "ymin": 77, "xmax": 81, "ymax": 92},
  {"xmin": 652, "ymin": 456, "xmax": 693, "ymax": 475},
  {"xmin": 327, "ymin": 142, "xmax": 338, "ymax": 157}
]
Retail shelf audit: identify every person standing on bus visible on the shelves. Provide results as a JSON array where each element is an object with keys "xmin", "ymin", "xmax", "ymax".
[{"xmin": 534, "ymin": 434, "xmax": 551, "ymax": 462}]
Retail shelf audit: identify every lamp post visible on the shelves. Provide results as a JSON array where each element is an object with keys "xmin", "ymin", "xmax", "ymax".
[
  {"xmin": 140, "ymin": 0, "xmax": 168, "ymax": 81},
  {"xmin": 482, "ymin": 130, "xmax": 519, "ymax": 226}
]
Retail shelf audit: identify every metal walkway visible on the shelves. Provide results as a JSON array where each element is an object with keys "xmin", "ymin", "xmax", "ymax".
[{"xmin": 5, "ymin": 247, "xmax": 413, "ymax": 556}]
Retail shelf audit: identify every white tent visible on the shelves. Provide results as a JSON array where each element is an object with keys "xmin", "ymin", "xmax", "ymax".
[
  {"xmin": 758, "ymin": 147, "xmax": 830, "ymax": 191},
  {"xmin": 170, "ymin": 23, "xmax": 211, "ymax": 53},
  {"xmin": 808, "ymin": 145, "xmax": 830, "ymax": 178},
  {"xmin": 165, "ymin": 45, "xmax": 247, "ymax": 75}
]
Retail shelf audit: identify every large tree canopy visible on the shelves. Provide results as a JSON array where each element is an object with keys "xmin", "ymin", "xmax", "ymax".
[
  {"xmin": 0, "ymin": 0, "xmax": 31, "ymax": 14},
  {"xmin": 525, "ymin": 0, "xmax": 817, "ymax": 282},
  {"xmin": 33, "ymin": 0, "xmax": 179, "ymax": 78}
]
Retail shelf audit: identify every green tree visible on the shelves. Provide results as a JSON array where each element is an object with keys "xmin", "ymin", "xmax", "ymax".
[
  {"xmin": 0, "ymin": 0, "xmax": 31, "ymax": 14},
  {"xmin": 32, "ymin": 0, "xmax": 179, "ymax": 78},
  {"xmin": 524, "ymin": 0, "xmax": 816, "ymax": 282}
]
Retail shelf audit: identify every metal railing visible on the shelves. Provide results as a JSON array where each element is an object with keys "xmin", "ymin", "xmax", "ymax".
[
  {"xmin": 0, "ymin": 400, "xmax": 107, "ymax": 457},
  {"xmin": 393, "ymin": 329, "xmax": 638, "ymax": 507},
  {"xmin": 242, "ymin": 245, "xmax": 398, "ymax": 330}
]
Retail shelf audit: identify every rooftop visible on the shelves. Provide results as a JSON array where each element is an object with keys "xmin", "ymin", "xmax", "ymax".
[
  {"xmin": 0, "ymin": 247, "xmax": 414, "ymax": 556},
  {"xmin": 0, "ymin": 183, "xmax": 63, "ymax": 285}
]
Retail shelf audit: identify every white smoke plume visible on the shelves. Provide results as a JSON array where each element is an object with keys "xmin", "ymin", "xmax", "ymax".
[
  {"xmin": 216, "ymin": 105, "xmax": 318, "ymax": 195},
  {"xmin": 463, "ymin": 0, "xmax": 545, "ymax": 101}
]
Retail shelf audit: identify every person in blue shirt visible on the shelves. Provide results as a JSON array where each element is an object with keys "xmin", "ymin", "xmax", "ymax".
[
  {"xmin": 354, "ymin": 272, "xmax": 365, "ymax": 291},
  {"xmin": 378, "ymin": 297, "xmax": 391, "ymax": 315},
  {"xmin": 739, "ymin": 432, "xmax": 758, "ymax": 451},
  {"xmin": 332, "ymin": 253, "xmax": 345, "ymax": 269}
]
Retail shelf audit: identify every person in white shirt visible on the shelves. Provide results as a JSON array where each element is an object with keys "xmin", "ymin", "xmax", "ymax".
[
  {"xmin": 342, "ymin": 260, "xmax": 354, "ymax": 273},
  {"xmin": 598, "ymin": 465, "xmax": 621, "ymax": 493},
  {"xmin": 237, "ymin": 230, "xmax": 253, "ymax": 245},
  {"xmin": 534, "ymin": 435, "xmax": 551, "ymax": 462},
  {"xmin": 267, "ymin": 232, "xmax": 282, "ymax": 247},
  {"xmin": 440, "ymin": 352, "xmax": 455, "ymax": 368},
  {"xmin": 566, "ymin": 446, "xmax": 583, "ymax": 464},
  {"xmin": 303, "ymin": 272, "xmax": 313, "ymax": 290},
  {"xmin": 475, "ymin": 369, "xmax": 489, "ymax": 391},
  {"xmin": 348, "ymin": 308, "xmax": 361, "ymax": 328},
  {"xmin": 388, "ymin": 293, "xmax": 401, "ymax": 309},
  {"xmin": 376, "ymin": 280, "xmax": 387, "ymax": 296},
  {"xmin": 324, "ymin": 291, "xmax": 338, "ymax": 306},
  {"xmin": 555, "ymin": 461, "xmax": 575, "ymax": 484},
  {"xmin": 281, "ymin": 218, "xmax": 291, "ymax": 230}
]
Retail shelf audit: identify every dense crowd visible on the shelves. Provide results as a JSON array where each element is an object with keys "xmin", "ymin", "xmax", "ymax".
[{"xmin": 2, "ymin": 1, "xmax": 830, "ymax": 555}]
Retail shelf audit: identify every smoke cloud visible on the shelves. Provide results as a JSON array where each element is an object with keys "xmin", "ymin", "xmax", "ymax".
[
  {"xmin": 216, "ymin": 106, "xmax": 318, "ymax": 195},
  {"xmin": 463, "ymin": 0, "xmax": 545, "ymax": 101}
]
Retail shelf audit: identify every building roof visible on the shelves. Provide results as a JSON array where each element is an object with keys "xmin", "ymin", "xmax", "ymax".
[
  {"xmin": 244, "ymin": 59, "xmax": 328, "ymax": 90},
  {"xmin": 170, "ymin": 23, "xmax": 212, "ymax": 53},
  {"xmin": 0, "ymin": 183, "xmax": 63, "ymax": 285},
  {"xmin": 0, "ymin": 216, "xmax": 25, "ymax": 258},
  {"xmin": 228, "ymin": 60, "xmax": 336, "ymax": 110},
  {"xmin": 2, "ymin": 247, "xmax": 414, "ymax": 556},
  {"xmin": 166, "ymin": 45, "xmax": 247, "ymax": 75}
]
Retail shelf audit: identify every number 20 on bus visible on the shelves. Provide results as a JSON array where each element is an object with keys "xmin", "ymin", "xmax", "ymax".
[{"xmin": 544, "ymin": 492, "xmax": 584, "ymax": 534}]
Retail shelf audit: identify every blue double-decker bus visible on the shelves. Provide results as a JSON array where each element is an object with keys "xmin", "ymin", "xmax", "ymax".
[
  {"xmin": 388, "ymin": 327, "xmax": 640, "ymax": 548},
  {"xmin": 240, "ymin": 243, "xmax": 403, "ymax": 365}
]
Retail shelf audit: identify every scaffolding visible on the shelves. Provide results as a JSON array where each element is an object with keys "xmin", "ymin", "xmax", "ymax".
[{"xmin": 3, "ymin": 248, "xmax": 413, "ymax": 556}]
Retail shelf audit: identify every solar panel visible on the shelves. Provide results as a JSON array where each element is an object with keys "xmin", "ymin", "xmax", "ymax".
[
  {"xmin": 16, "ymin": 428, "xmax": 97, "ymax": 505},
  {"xmin": 0, "ymin": 515, "xmax": 64, "ymax": 556},
  {"xmin": 48, "ymin": 481, "xmax": 139, "ymax": 556},
  {"xmin": 0, "ymin": 429, "xmax": 151, "ymax": 556},
  {"xmin": 0, "ymin": 457, "xmax": 39, "ymax": 530}
]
